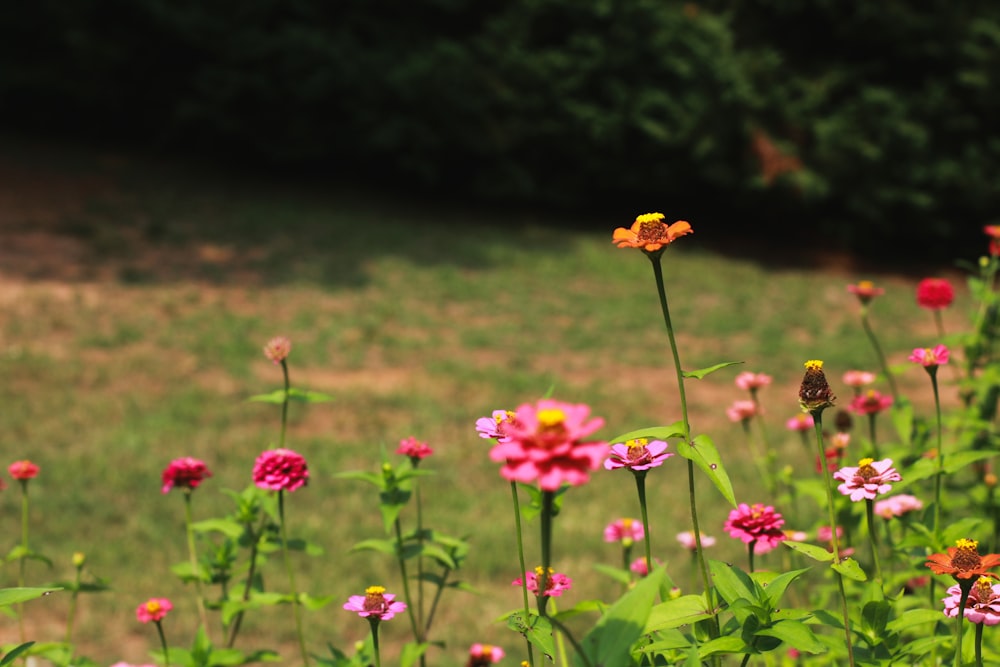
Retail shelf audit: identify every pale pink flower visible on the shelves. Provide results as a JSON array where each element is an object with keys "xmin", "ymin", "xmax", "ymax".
[
  {"xmin": 8, "ymin": 460, "xmax": 39, "ymax": 480},
  {"xmin": 848, "ymin": 390, "xmax": 893, "ymax": 416},
  {"xmin": 724, "ymin": 503, "xmax": 786, "ymax": 554},
  {"xmin": 830, "ymin": 432, "xmax": 851, "ymax": 451},
  {"xmin": 909, "ymin": 344, "xmax": 950, "ymax": 367},
  {"xmin": 735, "ymin": 372, "xmax": 772, "ymax": 391},
  {"xmin": 512, "ymin": 567, "xmax": 572, "ymax": 597},
  {"xmin": 786, "ymin": 414, "xmax": 814, "ymax": 432},
  {"xmin": 476, "ymin": 410, "xmax": 517, "ymax": 443},
  {"xmin": 343, "ymin": 585, "xmax": 406, "ymax": 621},
  {"xmin": 874, "ymin": 494, "xmax": 924, "ymax": 519},
  {"xmin": 842, "ymin": 370, "xmax": 877, "ymax": 388},
  {"xmin": 603, "ymin": 438, "xmax": 672, "ymax": 472},
  {"xmin": 784, "ymin": 530, "xmax": 808, "ymax": 542},
  {"xmin": 604, "ymin": 518, "xmax": 644, "ymax": 544},
  {"xmin": 262, "ymin": 336, "xmax": 292, "ymax": 364},
  {"xmin": 834, "ymin": 458, "xmax": 901, "ymax": 501},
  {"xmin": 253, "ymin": 448, "xmax": 309, "ymax": 492},
  {"xmin": 396, "ymin": 436, "xmax": 433, "ymax": 460},
  {"xmin": 136, "ymin": 598, "xmax": 172, "ymax": 623},
  {"xmin": 629, "ymin": 557, "xmax": 662, "ymax": 577},
  {"xmin": 161, "ymin": 457, "xmax": 212, "ymax": 494},
  {"xmin": 943, "ymin": 578, "xmax": 1000, "ymax": 625},
  {"xmin": 676, "ymin": 531, "xmax": 716, "ymax": 551},
  {"xmin": 467, "ymin": 643, "xmax": 505, "ymax": 666},
  {"xmin": 726, "ymin": 400, "xmax": 759, "ymax": 423}
]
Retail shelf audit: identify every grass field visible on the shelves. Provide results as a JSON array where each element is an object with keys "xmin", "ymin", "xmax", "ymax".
[{"xmin": 0, "ymin": 142, "xmax": 977, "ymax": 665}]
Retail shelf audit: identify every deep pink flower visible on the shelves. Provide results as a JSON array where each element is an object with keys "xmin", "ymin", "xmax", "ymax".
[
  {"xmin": 726, "ymin": 400, "xmax": 759, "ymax": 423},
  {"xmin": 253, "ymin": 448, "xmax": 309, "ymax": 492},
  {"xmin": 834, "ymin": 457, "xmax": 901, "ymax": 501},
  {"xmin": 676, "ymin": 531, "xmax": 716, "ymax": 551},
  {"xmin": 916, "ymin": 278, "xmax": 955, "ymax": 310},
  {"xmin": 874, "ymin": 494, "xmax": 924, "ymax": 519},
  {"xmin": 735, "ymin": 372, "xmax": 772, "ymax": 391},
  {"xmin": 262, "ymin": 336, "xmax": 291, "ymax": 364},
  {"xmin": 629, "ymin": 557, "xmax": 663, "ymax": 576},
  {"xmin": 512, "ymin": 567, "xmax": 572, "ymax": 597},
  {"xmin": 396, "ymin": 436, "xmax": 433, "ymax": 460},
  {"xmin": 986, "ymin": 226, "xmax": 1000, "ymax": 256},
  {"xmin": 343, "ymin": 585, "xmax": 407, "ymax": 621},
  {"xmin": 9, "ymin": 460, "xmax": 39, "ymax": 480},
  {"xmin": 603, "ymin": 438, "xmax": 672, "ymax": 472},
  {"xmin": 786, "ymin": 414, "xmax": 814, "ymax": 432},
  {"xmin": 909, "ymin": 344, "xmax": 950, "ymax": 367},
  {"xmin": 476, "ymin": 410, "xmax": 517, "ymax": 443},
  {"xmin": 847, "ymin": 281, "xmax": 885, "ymax": 304},
  {"xmin": 848, "ymin": 390, "xmax": 893, "ymax": 416},
  {"xmin": 136, "ymin": 598, "xmax": 172, "ymax": 623},
  {"xmin": 604, "ymin": 518, "xmax": 644, "ymax": 544},
  {"xmin": 161, "ymin": 457, "xmax": 212, "ymax": 494},
  {"xmin": 943, "ymin": 578, "xmax": 1000, "ymax": 625},
  {"xmin": 724, "ymin": 503, "xmax": 786, "ymax": 554},
  {"xmin": 817, "ymin": 525, "xmax": 854, "ymax": 558},
  {"xmin": 488, "ymin": 400, "xmax": 607, "ymax": 490},
  {"xmin": 842, "ymin": 370, "xmax": 876, "ymax": 388},
  {"xmin": 467, "ymin": 644, "xmax": 505, "ymax": 666}
]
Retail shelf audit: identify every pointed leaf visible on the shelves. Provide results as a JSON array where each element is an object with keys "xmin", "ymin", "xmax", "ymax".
[
  {"xmin": 592, "ymin": 564, "xmax": 632, "ymax": 585},
  {"xmin": 286, "ymin": 387, "xmax": 334, "ymax": 403},
  {"xmin": 299, "ymin": 593, "xmax": 336, "ymax": 611},
  {"xmin": 682, "ymin": 361, "xmax": 743, "ymax": 380},
  {"xmin": 191, "ymin": 518, "xmax": 245, "ymax": 539},
  {"xmin": 756, "ymin": 619, "xmax": 826, "ymax": 654},
  {"xmin": 608, "ymin": 421, "xmax": 685, "ymax": 445},
  {"xmin": 698, "ymin": 635, "xmax": 747, "ymax": 658},
  {"xmin": 783, "ymin": 540, "xmax": 836, "ymax": 562},
  {"xmin": 577, "ymin": 567, "xmax": 664, "ymax": 667},
  {"xmin": 505, "ymin": 611, "xmax": 554, "ymax": 660},
  {"xmin": 0, "ymin": 642, "xmax": 34, "ymax": 666},
  {"xmin": 247, "ymin": 389, "xmax": 288, "ymax": 404},
  {"xmin": 349, "ymin": 539, "xmax": 398, "ymax": 556},
  {"xmin": 676, "ymin": 435, "xmax": 736, "ymax": 506},
  {"xmin": 831, "ymin": 557, "xmax": 867, "ymax": 581},
  {"xmin": 709, "ymin": 560, "xmax": 758, "ymax": 606},
  {"xmin": 0, "ymin": 588, "xmax": 60, "ymax": 607},
  {"xmin": 551, "ymin": 599, "xmax": 604, "ymax": 622},
  {"xmin": 757, "ymin": 568, "xmax": 810, "ymax": 608},
  {"xmin": 644, "ymin": 595, "xmax": 713, "ymax": 632},
  {"xmin": 399, "ymin": 643, "xmax": 430, "ymax": 667},
  {"xmin": 886, "ymin": 609, "xmax": 945, "ymax": 633},
  {"xmin": 333, "ymin": 470, "xmax": 386, "ymax": 489}
]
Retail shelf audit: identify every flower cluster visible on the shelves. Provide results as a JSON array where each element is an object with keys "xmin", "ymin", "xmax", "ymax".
[{"xmin": 161, "ymin": 457, "xmax": 212, "ymax": 494}]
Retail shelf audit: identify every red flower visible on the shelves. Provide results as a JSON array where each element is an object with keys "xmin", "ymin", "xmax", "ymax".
[
  {"xmin": 848, "ymin": 390, "xmax": 893, "ymax": 416},
  {"xmin": 916, "ymin": 278, "xmax": 954, "ymax": 310},
  {"xmin": 253, "ymin": 448, "xmax": 309, "ymax": 492},
  {"xmin": 9, "ymin": 460, "xmax": 39, "ymax": 480},
  {"xmin": 985, "ymin": 226, "xmax": 1000, "ymax": 256},
  {"xmin": 161, "ymin": 457, "xmax": 212, "ymax": 494},
  {"xmin": 724, "ymin": 503, "xmax": 786, "ymax": 554},
  {"xmin": 396, "ymin": 436, "xmax": 433, "ymax": 460},
  {"xmin": 136, "ymin": 598, "xmax": 172, "ymax": 623}
]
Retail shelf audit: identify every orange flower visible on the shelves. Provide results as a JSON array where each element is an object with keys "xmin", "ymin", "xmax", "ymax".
[
  {"xmin": 926, "ymin": 539, "xmax": 1000, "ymax": 581},
  {"xmin": 613, "ymin": 213, "xmax": 692, "ymax": 253}
]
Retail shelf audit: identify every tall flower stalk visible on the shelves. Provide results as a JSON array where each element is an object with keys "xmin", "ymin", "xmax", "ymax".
[
  {"xmin": 9, "ymin": 460, "xmax": 40, "ymax": 644},
  {"xmin": 848, "ymin": 282, "xmax": 900, "ymax": 402}
]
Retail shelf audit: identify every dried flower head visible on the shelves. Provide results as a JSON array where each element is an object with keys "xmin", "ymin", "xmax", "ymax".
[{"xmin": 799, "ymin": 360, "xmax": 836, "ymax": 415}]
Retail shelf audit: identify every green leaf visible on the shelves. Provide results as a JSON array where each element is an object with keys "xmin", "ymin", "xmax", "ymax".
[
  {"xmin": 608, "ymin": 421, "xmax": 686, "ymax": 445},
  {"xmin": 756, "ymin": 619, "xmax": 826, "ymax": 654},
  {"xmin": 698, "ymin": 635, "xmax": 747, "ymax": 658},
  {"xmin": 831, "ymin": 557, "xmax": 867, "ymax": 582},
  {"xmin": 682, "ymin": 361, "xmax": 743, "ymax": 380},
  {"xmin": 676, "ymin": 434, "xmax": 736, "ymax": 506},
  {"xmin": 886, "ymin": 608, "xmax": 945, "ymax": 633},
  {"xmin": 861, "ymin": 599, "xmax": 891, "ymax": 638},
  {"xmin": 171, "ymin": 561, "xmax": 209, "ymax": 583},
  {"xmin": 505, "ymin": 611, "xmax": 554, "ymax": 661},
  {"xmin": 644, "ymin": 595, "xmax": 713, "ymax": 632},
  {"xmin": 592, "ymin": 563, "xmax": 632, "ymax": 585},
  {"xmin": 299, "ymin": 593, "xmax": 335, "ymax": 611},
  {"xmin": 191, "ymin": 518, "xmax": 245, "ymax": 539},
  {"xmin": 399, "ymin": 643, "xmax": 430, "ymax": 667},
  {"xmin": 287, "ymin": 387, "xmax": 334, "ymax": 403},
  {"xmin": 577, "ymin": 567, "xmax": 664, "ymax": 667},
  {"xmin": 284, "ymin": 538, "xmax": 324, "ymax": 556},
  {"xmin": 0, "ymin": 642, "xmax": 34, "ymax": 666},
  {"xmin": 333, "ymin": 470, "xmax": 386, "ymax": 489},
  {"xmin": 350, "ymin": 538, "xmax": 398, "ymax": 556},
  {"xmin": 551, "ymin": 599, "xmax": 604, "ymax": 622},
  {"xmin": 247, "ymin": 389, "xmax": 288, "ymax": 404},
  {"xmin": 709, "ymin": 560, "xmax": 758, "ymax": 606},
  {"xmin": 889, "ymin": 398, "xmax": 914, "ymax": 449},
  {"xmin": 757, "ymin": 568, "xmax": 809, "ymax": 608},
  {"xmin": 0, "ymin": 587, "xmax": 60, "ymax": 607},
  {"xmin": 783, "ymin": 541, "xmax": 835, "ymax": 562},
  {"xmin": 943, "ymin": 449, "xmax": 997, "ymax": 474}
]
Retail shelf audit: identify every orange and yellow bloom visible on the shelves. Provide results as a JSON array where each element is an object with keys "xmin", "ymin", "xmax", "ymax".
[
  {"xmin": 613, "ymin": 213, "xmax": 692, "ymax": 253},
  {"xmin": 927, "ymin": 539, "xmax": 1000, "ymax": 581}
]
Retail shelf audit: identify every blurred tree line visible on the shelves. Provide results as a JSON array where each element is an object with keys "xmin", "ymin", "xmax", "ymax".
[{"xmin": 2, "ymin": 0, "xmax": 998, "ymax": 255}]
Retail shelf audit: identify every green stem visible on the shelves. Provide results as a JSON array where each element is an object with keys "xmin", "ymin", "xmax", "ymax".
[
  {"xmin": 369, "ymin": 618, "xmax": 382, "ymax": 667},
  {"xmin": 226, "ymin": 514, "xmax": 266, "ymax": 647},
  {"xmin": 931, "ymin": 367, "xmax": 944, "ymax": 609},
  {"xmin": 18, "ymin": 480, "xmax": 30, "ymax": 644},
  {"xmin": 956, "ymin": 581, "xmax": 973, "ymax": 667},
  {"xmin": 184, "ymin": 492, "xmax": 210, "ymax": 633},
  {"xmin": 633, "ymin": 471, "xmax": 653, "ymax": 581},
  {"xmin": 423, "ymin": 565, "xmax": 451, "ymax": 635},
  {"xmin": 976, "ymin": 619, "xmax": 984, "ymax": 667},
  {"xmin": 860, "ymin": 308, "xmax": 900, "ymax": 402},
  {"xmin": 538, "ymin": 491, "xmax": 555, "ymax": 617},
  {"xmin": 548, "ymin": 613, "xmax": 594, "ymax": 667},
  {"xmin": 865, "ymin": 499, "xmax": 884, "ymax": 593},
  {"xmin": 155, "ymin": 619, "xmax": 171, "ymax": 667},
  {"xmin": 412, "ymin": 470, "xmax": 427, "ymax": 667},
  {"xmin": 65, "ymin": 564, "xmax": 82, "ymax": 645},
  {"xmin": 279, "ymin": 491, "xmax": 309, "ymax": 666},
  {"xmin": 279, "ymin": 359, "xmax": 290, "ymax": 449},
  {"xmin": 393, "ymin": 517, "xmax": 420, "ymax": 642},
  {"xmin": 747, "ymin": 540, "xmax": 756, "ymax": 574},
  {"xmin": 510, "ymin": 481, "xmax": 535, "ymax": 667}
]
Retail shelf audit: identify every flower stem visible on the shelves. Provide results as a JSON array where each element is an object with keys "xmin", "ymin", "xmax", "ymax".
[
  {"xmin": 184, "ymin": 491, "xmax": 210, "ymax": 633},
  {"xmin": 279, "ymin": 490, "xmax": 309, "ymax": 667},
  {"xmin": 18, "ymin": 479, "xmax": 30, "ymax": 644},
  {"xmin": 393, "ymin": 517, "xmax": 420, "ymax": 643},
  {"xmin": 369, "ymin": 618, "xmax": 383, "ymax": 667},
  {"xmin": 860, "ymin": 307, "xmax": 900, "ymax": 402},
  {"xmin": 65, "ymin": 562, "xmax": 83, "ymax": 645},
  {"xmin": 279, "ymin": 359, "xmax": 290, "ymax": 449},
  {"xmin": 538, "ymin": 491, "xmax": 555, "ymax": 617},
  {"xmin": 931, "ymin": 367, "xmax": 945, "ymax": 608},
  {"xmin": 956, "ymin": 581, "xmax": 973, "ymax": 667},
  {"xmin": 867, "ymin": 414, "xmax": 880, "ymax": 460},
  {"xmin": 510, "ymin": 482, "xmax": 535, "ymax": 667},
  {"xmin": 226, "ymin": 513, "xmax": 266, "ymax": 647},
  {"xmin": 633, "ymin": 471, "xmax": 653, "ymax": 580},
  {"xmin": 975, "ymin": 620, "xmax": 984, "ymax": 667},
  {"xmin": 747, "ymin": 540, "xmax": 756, "ymax": 574},
  {"xmin": 155, "ymin": 619, "xmax": 171, "ymax": 667},
  {"xmin": 413, "ymin": 470, "xmax": 427, "ymax": 667},
  {"xmin": 865, "ymin": 499, "xmax": 884, "ymax": 593}
]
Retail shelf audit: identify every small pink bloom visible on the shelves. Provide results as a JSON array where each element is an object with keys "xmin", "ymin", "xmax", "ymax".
[
  {"xmin": 943, "ymin": 578, "xmax": 1000, "ymax": 625},
  {"xmin": 476, "ymin": 410, "xmax": 517, "ymax": 443},
  {"xmin": 512, "ymin": 567, "xmax": 572, "ymax": 597},
  {"xmin": 489, "ymin": 400, "xmax": 608, "ymax": 491},
  {"xmin": 467, "ymin": 643, "xmax": 505, "ymax": 666},
  {"xmin": 817, "ymin": 525, "xmax": 843, "ymax": 542},
  {"xmin": 136, "ymin": 598, "xmax": 172, "ymax": 623},
  {"xmin": 629, "ymin": 557, "xmax": 662, "ymax": 577},
  {"xmin": 909, "ymin": 344, "xmax": 950, "ymax": 367},
  {"xmin": 848, "ymin": 390, "xmax": 893, "ymax": 416},
  {"xmin": 604, "ymin": 518, "xmax": 644, "ymax": 544},
  {"xmin": 676, "ymin": 531, "xmax": 716, "ymax": 551},
  {"xmin": 603, "ymin": 438, "xmax": 673, "ymax": 472},
  {"xmin": 735, "ymin": 372, "xmax": 772, "ymax": 391},
  {"xmin": 724, "ymin": 503, "xmax": 786, "ymax": 553},
  {"xmin": 343, "ymin": 585, "xmax": 407, "ymax": 621},
  {"xmin": 726, "ymin": 400, "xmax": 759, "ymax": 423},
  {"xmin": 916, "ymin": 278, "xmax": 955, "ymax": 310},
  {"xmin": 9, "ymin": 460, "xmax": 39, "ymax": 481},
  {"xmin": 834, "ymin": 458, "xmax": 901, "ymax": 501},
  {"xmin": 847, "ymin": 281, "xmax": 885, "ymax": 304},
  {"xmin": 842, "ymin": 370, "xmax": 877, "ymax": 388},
  {"xmin": 396, "ymin": 436, "xmax": 433, "ymax": 460},
  {"xmin": 253, "ymin": 448, "xmax": 309, "ymax": 492},
  {"xmin": 786, "ymin": 414, "xmax": 814, "ymax": 432},
  {"xmin": 874, "ymin": 494, "xmax": 924, "ymax": 519},
  {"xmin": 784, "ymin": 530, "xmax": 808, "ymax": 542},
  {"xmin": 831, "ymin": 432, "xmax": 851, "ymax": 451},
  {"xmin": 262, "ymin": 336, "xmax": 292, "ymax": 364},
  {"xmin": 161, "ymin": 457, "xmax": 212, "ymax": 494}
]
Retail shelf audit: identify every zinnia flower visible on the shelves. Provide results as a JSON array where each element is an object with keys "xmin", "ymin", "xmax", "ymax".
[
  {"xmin": 943, "ymin": 577, "xmax": 1000, "ymax": 625},
  {"xmin": 612, "ymin": 213, "xmax": 692, "ymax": 253},
  {"xmin": 927, "ymin": 539, "xmax": 1000, "ymax": 581},
  {"xmin": 916, "ymin": 278, "xmax": 954, "ymax": 310},
  {"xmin": 676, "ymin": 531, "xmax": 716, "ymax": 551},
  {"xmin": 799, "ymin": 360, "xmax": 836, "ymax": 414},
  {"xmin": 909, "ymin": 344, "xmax": 950, "ymax": 367},
  {"xmin": 847, "ymin": 280, "xmax": 885, "ymax": 304},
  {"xmin": 9, "ymin": 460, "xmax": 39, "ymax": 480},
  {"xmin": 604, "ymin": 518, "xmax": 644, "ymax": 544},
  {"xmin": 603, "ymin": 438, "xmax": 673, "ymax": 472},
  {"xmin": 985, "ymin": 226, "xmax": 1000, "ymax": 256},
  {"xmin": 848, "ymin": 390, "xmax": 893, "ymax": 416},
  {"xmin": 489, "ymin": 400, "xmax": 607, "ymax": 490},
  {"xmin": 726, "ymin": 400, "xmax": 759, "ymax": 423},
  {"xmin": 161, "ymin": 457, "xmax": 212, "ymax": 494},
  {"xmin": 396, "ymin": 436, "xmax": 433, "ymax": 460},
  {"xmin": 343, "ymin": 585, "xmax": 407, "ymax": 621},
  {"xmin": 786, "ymin": 414, "xmax": 814, "ymax": 432},
  {"xmin": 833, "ymin": 457, "xmax": 901, "ymax": 501},
  {"xmin": 724, "ymin": 503, "xmax": 786, "ymax": 554},
  {"xmin": 262, "ymin": 336, "xmax": 291, "ymax": 364},
  {"xmin": 136, "ymin": 598, "xmax": 172, "ymax": 623},
  {"xmin": 629, "ymin": 557, "xmax": 662, "ymax": 577},
  {"xmin": 476, "ymin": 409, "xmax": 517, "ymax": 443},
  {"xmin": 512, "ymin": 567, "xmax": 572, "ymax": 597},
  {"xmin": 842, "ymin": 370, "xmax": 876, "ymax": 389},
  {"xmin": 874, "ymin": 494, "xmax": 924, "ymax": 519},
  {"xmin": 253, "ymin": 448, "xmax": 309, "ymax": 492},
  {"xmin": 735, "ymin": 372, "xmax": 772, "ymax": 391},
  {"xmin": 467, "ymin": 644, "xmax": 505, "ymax": 667}
]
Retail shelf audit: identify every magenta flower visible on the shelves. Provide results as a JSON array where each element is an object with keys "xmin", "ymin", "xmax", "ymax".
[
  {"xmin": 262, "ymin": 336, "xmax": 292, "ymax": 364},
  {"xmin": 343, "ymin": 585, "xmax": 407, "ymax": 621},
  {"xmin": 943, "ymin": 577, "xmax": 1000, "ymax": 625},
  {"xmin": 604, "ymin": 518, "xmax": 644, "ymax": 544},
  {"xmin": 726, "ymin": 400, "xmax": 759, "ymax": 423},
  {"xmin": 847, "ymin": 390, "xmax": 893, "ymax": 416},
  {"xmin": 785, "ymin": 414, "xmax": 814, "ymax": 432},
  {"xmin": 916, "ymin": 278, "xmax": 955, "ymax": 310},
  {"xmin": 467, "ymin": 644, "xmax": 505, "ymax": 666},
  {"xmin": 834, "ymin": 457, "xmax": 901, "ymax": 501},
  {"xmin": 8, "ymin": 460, "xmax": 39, "ymax": 480},
  {"xmin": 512, "ymin": 567, "xmax": 572, "ymax": 597},
  {"xmin": 909, "ymin": 344, "xmax": 950, "ymax": 367},
  {"xmin": 817, "ymin": 525, "xmax": 854, "ymax": 557},
  {"xmin": 476, "ymin": 409, "xmax": 517, "ymax": 443},
  {"xmin": 676, "ymin": 531, "xmax": 716, "ymax": 551},
  {"xmin": 253, "ymin": 448, "xmax": 309, "ymax": 492},
  {"xmin": 136, "ymin": 598, "xmax": 172, "ymax": 623},
  {"xmin": 629, "ymin": 556, "xmax": 663, "ymax": 576},
  {"xmin": 842, "ymin": 370, "xmax": 876, "ymax": 389},
  {"xmin": 489, "ymin": 400, "xmax": 608, "ymax": 491},
  {"xmin": 724, "ymin": 503, "xmax": 786, "ymax": 554},
  {"xmin": 603, "ymin": 438, "xmax": 672, "ymax": 472},
  {"xmin": 735, "ymin": 372, "xmax": 772, "ymax": 391},
  {"xmin": 396, "ymin": 436, "xmax": 433, "ymax": 460},
  {"xmin": 161, "ymin": 457, "xmax": 212, "ymax": 494},
  {"xmin": 874, "ymin": 494, "xmax": 924, "ymax": 519}
]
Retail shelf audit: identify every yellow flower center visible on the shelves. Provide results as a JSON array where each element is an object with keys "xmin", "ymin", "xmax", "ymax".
[
  {"xmin": 857, "ymin": 458, "xmax": 876, "ymax": 480},
  {"xmin": 858, "ymin": 281, "xmax": 874, "ymax": 290},
  {"xmin": 622, "ymin": 518, "xmax": 633, "ymax": 531},
  {"xmin": 635, "ymin": 212, "xmax": 665, "ymax": 224},
  {"xmin": 750, "ymin": 504, "xmax": 764, "ymax": 519},
  {"xmin": 365, "ymin": 585, "xmax": 386, "ymax": 595},
  {"xmin": 481, "ymin": 645, "xmax": 495, "ymax": 657},
  {"xmin": 976, "ymin": 576, "xmax": 994, "ymax": 599},
  {"xmin": 537, "ymin": 409, "xmax": 566, "ymax": 429},
  {"xmin": 146, "ymin": 601, "xmax": 161, "ymax": 613},
  {"xmin": 533, "ymin": 566, "xmax": 554, "ymax": 577},
  {"xmin": 494, "ymin": 410, "xmax": 515, "ymax": 425},
  {"xmin": 804, "ymin": 359, "xmax": 824, "ymax": 370},
  {"xmin": 953, "ymin": 539, "xmax": 983, "ymax": 571}
]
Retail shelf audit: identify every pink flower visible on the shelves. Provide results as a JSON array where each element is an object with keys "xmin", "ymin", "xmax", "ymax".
[
  {"xmin": 253, "ymin": 448, "xmax": 309, "ymax": 492},
  {"xmin": 724, "ymin": 503, "xmax": 786, "ymax": 554},
  {"xmin": 784, "ymin": 530, "xmax": 808, "ymax": 542},
  {"xmin": 874, "ymin": 494, "xmax": 924, "ymax": 519},
  {"xmin": 943, "ymin": 578, "xmax": 1000, "ymax": 625},
  {"xmin": 476, "ymin": 410, "xmax": 517, "ymax": 443},
  {"xmin": 604, "ymin": 518, "xmax": 644, "ymax": 544},
  {"xmin": 726, "ymin": 400, "xmax": 759, "ymax": 423},
  {"xmin": 909, "ymin": 344, "xmax": 950, "ymax": 367},
  {"xmin": 676, "ymin": 531, "xmax": 716, "ymax": 551},
  {"xmin": 831, "ymin": 432, "xmax": 851, "ymax": 451},
  {"xmin": 136, "ymin": 598, "xmax": 172, "ymax": 623},
  {"xmin": 847, "ymin": 281, "xmax": 885, "ymax": 304},
  {"xmin": 512, "ymin": 567, "xmax": 572, "ymax": 597},
  {"xmin": 786, "ymin": 414, "xmax": 814, "ymax": 432},
  {"xmin": 262, "ymin": 336, "xmax": 292, "ymax": 364},
  {"xmin": 817, "ymin": 525, "xmax": 843, "ymax": 542},
  {"xmin": 834, "ymin": 458, "xmax": 901, "ymax": 501},
  {"xmin": 629, "ymin": 557, "xmax": 662, "ymax": 577},
  {"xmin": 848, "ymin": 390, "xmax": 893, "ymax": 416},
  {"xmin": 916, "ymin": 278, "xmax": 955, "ymax": 310},
  {"xmin": 467, "ymin": 644, "xmax": 505, "ymax": 666},
  {"xmin": 343, "ymin": 585, "xmax": 407, "ymax": 621},
  {"xmin": 603, "ymin": 438, "xmax": 672, "ymax": 472},
  {"xmin": 8, "ymin": 460, "xmax": 39, "ymax": 480},
  {"xmin": 489, "ymin": 400, "xmax": 608, "ymax": 490},
  {"xmin": 396, "ymin": 436, "xmax": 433, "ymax": 460},
  {"xmin": 735, "ymin": 372, "xmax": 772, "ymax": 391},
  {"xmin": 161, "ymin": 457, "xmax": 212, "ymax": 494},
  {"xmin": 842, "ymin": 370, "xmax": 877, "ymax": 389}
]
